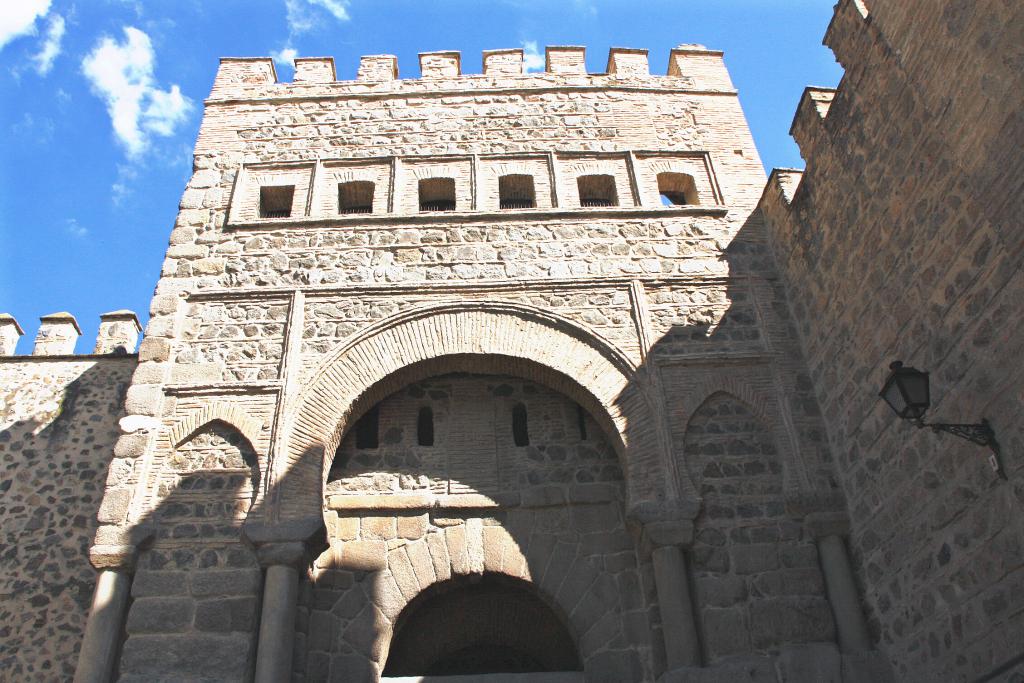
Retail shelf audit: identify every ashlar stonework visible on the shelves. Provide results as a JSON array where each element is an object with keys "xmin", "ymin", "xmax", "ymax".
[{"xmin": 0, "ymin": 1, "xmax": 1020, "ymax": 681}]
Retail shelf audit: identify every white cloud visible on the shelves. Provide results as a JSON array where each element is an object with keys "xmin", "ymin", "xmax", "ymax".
[
  {"xmin": 112, "ymin": 164, "xmax": 138, "ymax": 205},
  {"xmin": 272, "ymin": 46, "xmax": 299, "ymax": 70},
  {"xmin": 522, "ymin": 41, "xmax": 544, "ymax": 72},
  {"xmin": 32, "ymin": 13, "xmax": 64, "ymax": 74},
  {"xmin": 0, "ymin": 0, "xmax": 50, "ymax": 51},
  {"xmin": 65, "ymin": 219, "xmax": 88, "ymax": 238},
  {"xmin": 81, "ymin": 27, "xmax": 193, "ymax": 158},
  {"xmin": 572, "ymin": 0, "xmax": 597, "ymax": 16},
  {"xmin": 284, "ymin": 0, "xmax": 350, "ymax": 34}
]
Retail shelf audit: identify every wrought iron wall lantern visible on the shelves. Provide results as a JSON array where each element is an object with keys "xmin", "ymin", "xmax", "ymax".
[{"xmin": 879, "ymin": 361, "xmax": 1006, "ymax": 479}]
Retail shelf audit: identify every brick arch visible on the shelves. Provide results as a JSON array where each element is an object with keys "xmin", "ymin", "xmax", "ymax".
[
  {"xmin": 274, "ymin": 301, "xmax": 681, "ymax": 525},
  {"xmin": 169, "ymin": 401, "xmax": 266, "ymax": 456},
  {"xmin": 682, "ymin": 382, "xmax": 811, "ymax": 500},
  {"xmin": 484, "ymin": 161, "xmax": 536, "ymax": 177},
  {"xmin": 408, "ymin": 165, "xmax": 461, "ymax": 180}
]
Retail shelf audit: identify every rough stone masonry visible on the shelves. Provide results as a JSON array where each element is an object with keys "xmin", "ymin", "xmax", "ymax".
[{"xmin": 0, "ymin": 1, "xmax": 1020, "ymax": 681}]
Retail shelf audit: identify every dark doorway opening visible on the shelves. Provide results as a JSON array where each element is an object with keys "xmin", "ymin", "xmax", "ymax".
[{"xmin": 383, "ymin": 573, "xmax": 581, "ymax": 677}]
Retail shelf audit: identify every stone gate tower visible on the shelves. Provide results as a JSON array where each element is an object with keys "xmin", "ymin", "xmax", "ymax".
[{"xmin": 71, "ymin": 44, "xmax": 888, "ymax": 682}]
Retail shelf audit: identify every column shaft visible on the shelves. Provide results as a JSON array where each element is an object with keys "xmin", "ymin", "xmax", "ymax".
[
  {"xmin": 254, "ymin": 563, "xmax": 300, "ymax": 683},
  {"xmin": 73, "ymin": 569, "xmax": 132, "ymax": 683},
  {"xmin": 651, "ymin": 544, "xmax": 702, "ymax": 669},
  {"xmin": 818, "ymin": 533, "xmax": 871, "ymax": 652}
]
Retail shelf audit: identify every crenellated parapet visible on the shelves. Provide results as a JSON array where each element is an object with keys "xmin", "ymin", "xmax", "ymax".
[
  {"xmin": 207, "ymin": 44, "xmax": 735, "ymax": 100},
  {"xmin": 0, "ymin": 311, "xmax": 142, "ymax": 357},
  {"xmin": 790, "ymin": 86, "xmax": 837, "ymax": 164}
]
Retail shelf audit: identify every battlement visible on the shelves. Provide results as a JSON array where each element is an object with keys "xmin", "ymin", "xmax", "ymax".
[
  {"xmin": 208, "ymin": 44, "xmax": 734, "ymax": 99},
  {"xmin": 0, "ymin": 310, "xmax": 141, "ymax": 357}
]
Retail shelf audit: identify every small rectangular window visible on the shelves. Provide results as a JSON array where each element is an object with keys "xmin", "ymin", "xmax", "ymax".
[
  {"xmin": 499, "ymin": 174, "xmax": 536, "ymax": 209},
  {"xmin": 657, "ymin": 172, "xmax": 698, "ymax": 206},
  {"xmin": 417, "ymin": 406, "xmax": 434, "ymax": 447},
  {"xmin": 419, "ymin": 177, "xmax": 457, "ymax": 212},
  {"xmin": 512, "ymin": 403, "xmax": 529, "ymax": 447},
  {"xmin": 339, "ymin": 181, "xmax": 375, "ymax": 214},
  {"xmin": 259, "ymin": 185, "xmax": 295, "ymax": 218},
  {"xmin": 355, "ymin": 405, "xmax": 380, "ymax": 449},
  {"xmin": 577, "ymin": 174, "xmax": 617, "ymax": 208}
]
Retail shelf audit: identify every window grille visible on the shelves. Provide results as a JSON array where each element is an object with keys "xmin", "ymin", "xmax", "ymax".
[
  {"xmin": 419, "ymin": 177, "xmax": 457, "ymax": 212},
  {"xmin": 576, "ymin": 174, "xmax": 617, "ymax": 208},
  {"xmin": 259, "ymin": 185, "xmax": 295, "ymax": 218},
  {"xmin": 499, "ymin": 174, "xmax": 536, "ymax": 209},
  {"xmin": 339, "ymin": 180, "xmax": 375, "ymax": 214}
]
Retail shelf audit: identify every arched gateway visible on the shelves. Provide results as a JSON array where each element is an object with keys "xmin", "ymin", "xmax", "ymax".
[{"xmin": 263, "ymin": 302, "xmax": 691, "ymax": 530}]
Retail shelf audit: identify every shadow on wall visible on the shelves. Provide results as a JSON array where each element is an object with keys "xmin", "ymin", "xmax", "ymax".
[
  {"xmin": 641, "ymin": 208, "xmax": 847, "ymax": 669},
  {"xmin": 0, "ymin": 360, "xmax": 134, "ymax": 681},
  {"xmin": 113, "ymin": 418, "xmax": 265, "ymax": 683}
]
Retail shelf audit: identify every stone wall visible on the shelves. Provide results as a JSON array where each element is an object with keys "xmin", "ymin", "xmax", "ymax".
[
  {"xmin": 0, "ymin": 356, "xmax": 135, "ymax": 681},
  {"xmin": 758, "ymin": 0, "xmax": 1024, "ymax": 680}
]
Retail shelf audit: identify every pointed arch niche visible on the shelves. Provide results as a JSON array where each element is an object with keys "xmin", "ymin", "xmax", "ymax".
[{"xmin": 682, "ymin": 391, "xmax": 834, "ymax": 663}]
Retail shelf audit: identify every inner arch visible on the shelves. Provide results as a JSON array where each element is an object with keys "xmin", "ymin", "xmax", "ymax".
[{"xmin": 383, "ymin": 574, "xmax": 582, "ymax": 676}]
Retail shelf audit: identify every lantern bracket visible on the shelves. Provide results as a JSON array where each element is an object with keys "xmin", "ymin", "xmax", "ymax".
[{"xmin": 913, "ymin": 417, "xmax": 1006, "ymax": 479}]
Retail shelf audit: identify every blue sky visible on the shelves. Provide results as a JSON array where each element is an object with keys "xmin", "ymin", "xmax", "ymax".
[{"xmin": 0, "ymin": 0, "xmax": 842, "ymax": 354}]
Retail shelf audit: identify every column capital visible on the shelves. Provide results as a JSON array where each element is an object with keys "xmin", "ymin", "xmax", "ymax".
[
  {"xmin": 256, "ymin": 541, "xmax": 307, "ymax": 568},
  {"xmin": 88, "ymin": 524, "xmax": 154, "ymax": 571},
  {"xmin": 89, "ymin": 544, "xmax": 141, "ymax": 571},
  {"xmin": 643, "ymin": 520, "xmax": 694, "ymax": 549}
]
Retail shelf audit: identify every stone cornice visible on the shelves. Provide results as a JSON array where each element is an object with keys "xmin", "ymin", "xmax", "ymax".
[
  {"xmin": 182, "ymin": 273, "xmax": 754, "ymax": 303},
  {"xmin": 205, "ymin": 83, "xmax": 738, "ymax": 107},
  {"xmin": 224, "ymin": 204, "xmax": 730, "ymax": 231}
]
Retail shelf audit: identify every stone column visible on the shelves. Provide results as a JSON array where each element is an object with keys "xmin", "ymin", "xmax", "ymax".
[
  {"xmin": 74, "ymin": 545, "xmax": 139, "ymax": 683},
  {"xmin": 645, "ymin": 521, "xmax": 702, "ymax": 670},
  {"xmin": 807, "ymin": 512, "xmax": 871, "ymax": 653},
  {"xmin": 254, "ymin": 541, "xmax": 305, "ymax": 683}
]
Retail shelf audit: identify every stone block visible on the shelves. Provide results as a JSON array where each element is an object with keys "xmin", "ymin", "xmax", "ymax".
[
  {"xmin": 132, "ymin": 570, "xmax": 188, "ymax": 597},
  {"xmin": 584, "ymin": 649, "xmax": 643, "ymax": 683},
  {"xmin": 119, "ymin": 633, "xmax": 252, "ymax": 677},
  {"xmin": 664, "ymin": 656, "xmax": 776, "ymax": 683},
  {"xmin": 406, "ymin": 539, "xmax": 436, "ymax": 587},
  {"xmin": 124, "ymin": 384, "xmax": 163, "ymax": 416},
  {"xmin": 426, "ymin": 531, "xmax": 452, "ymax": 581},
  {"xmin": 97, "ymin": 488, "xmax": 131, "ymax": 524},
  {"xmin": 138, "ymin": 337, "xmax": 171, "ymax": 362},
  {"xmin": 748, "ymin": 597, "xmax": 835, "ymax": 650},
  {"xmin": 732, "ymin": 543, "xmax": 780, "ymax": 574},
  {"xmin": 341, "ymin": 540, "xmax": 386, "ymax": 572},
  {"xmin": 697, "ymin": 576, "xmax": 748, "ymax": 607},
  {"xmin": 387, "ymin": 547, "xmax": 419, "ymax": 599},
  {"xmin": 702, "ymin": 607, "xmax": 750, "ymax": 658},
  {"xmin": 397, "ymin": 513, "xmax": 428, "ymax": 540},
  {"xmin": 329, "ymin": 654, "xmax": 375, "ymax": 683},
  {"xmin": 776, "ymin": 642, "xmax": 841, "ymax": 683},
  {"xmin": 194, "ymin": 596, "xmax": 259, "ymax": 632},
  {"xmin": 445, "ymin": 525, "xmax": 470, "ymax": 575},
  {"xmin": 126, "ymin": 597, "xmax": 194, "ymax": 634},
  {"xmin": 190, "ymin": 569, "xmax": 261, "ymax": 597},
  {"xmin": 362, "ymin": 516, "xmax": 397, "ymax": 540}
]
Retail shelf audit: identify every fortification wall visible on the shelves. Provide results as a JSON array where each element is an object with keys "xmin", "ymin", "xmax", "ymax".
[
  {"xmin": 0, "ymin": 313, "xmax": 140, "ymax": 680},
  {"xmin": 758, "ymin": 1, "xmax": 1024, "ymax": 680},
  {"xmin": 0, "ymin": 354, "xmax": 135, "ymax": 680}
]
